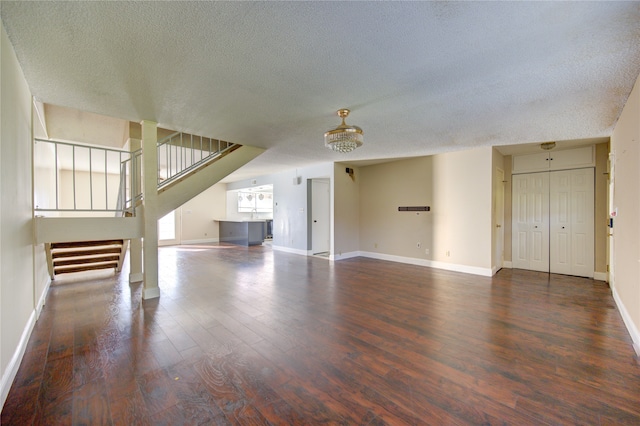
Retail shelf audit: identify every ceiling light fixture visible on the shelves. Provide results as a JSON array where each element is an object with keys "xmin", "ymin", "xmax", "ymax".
[
  {"xmin": 324, "ymin": 109, "xmax": 363, "ymax": 153},
  {"xmin": 540, "ymin": 141, "xmax": 556, "ymax": 150}
]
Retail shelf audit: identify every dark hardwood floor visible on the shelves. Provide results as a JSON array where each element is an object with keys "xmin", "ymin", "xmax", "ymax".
[{"xmin": 2, "ymin": 243, "xmax": 639, "ymax": 425}]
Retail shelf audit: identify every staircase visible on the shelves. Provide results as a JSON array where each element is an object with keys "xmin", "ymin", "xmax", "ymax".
[{"xmin": 45, "ymin": 239, "xmax": 128, "ymax": 280}]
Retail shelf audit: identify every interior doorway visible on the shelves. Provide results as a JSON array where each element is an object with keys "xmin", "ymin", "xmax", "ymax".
[
  {"xmin": 494, "ymin": 168, "xmax": 505, "ymax": 271},
  {"xmin": 311, "ymin": 179, "xmax": 330, "ymax": 255}
]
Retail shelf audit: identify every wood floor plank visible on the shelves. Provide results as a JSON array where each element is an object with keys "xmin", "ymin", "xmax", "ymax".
[{"xmin": 3, "ymin": 243, "xmax": 640, "ymax": 424}]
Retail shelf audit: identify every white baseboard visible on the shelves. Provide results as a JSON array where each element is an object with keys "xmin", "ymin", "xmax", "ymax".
[
  {"xmin": 35, "ymin": 278, "xmax": 51, "ymax": 319},
  {"xmin": 612, "ymin": 286, "xmax": 640, "ymax": 357},
  {"xmin": 1, "ymin": 310, "xmax": 36, "ymax": 409},
  {"xmin": 330, "ymin": 251, "xmax": 360, "ymax": 261},
  {"xmin": 593, "ymin": 271, "xmax": 608, "ymax": 282},
  {"xmin": 357, "ymin": 251, "xmax": 493, "ymax": 277},
  {"xmin": 180, "ymin": 238, "xmax": 220, "ymax": 245},
  {"xmin": 271, "ymin": 245, "xmax": 308, "ymax": 256}
]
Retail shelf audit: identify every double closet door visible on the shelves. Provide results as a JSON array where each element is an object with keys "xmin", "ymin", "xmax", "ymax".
[{"xmin": 512, "ymin": 168, "xmax": 594, "ymax": 278}]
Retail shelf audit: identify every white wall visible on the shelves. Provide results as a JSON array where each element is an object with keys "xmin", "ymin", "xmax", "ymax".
[
  {"xmin": 610, "ymin": 72, "xmax": 640, "ymax": 354},
  {"xmin": 59, "ymin": 170, "xmax": 121, "ymax": 211},
  {"xmin": 1, "ymin": 24, "xmax": 46, "ymax": 409},
  {"xmin": 227, "ymin": 163, "xmax": 333, "ymax": 254},
  {"xmin": 180, "ymin": 183, "xmax": 227, "ymax": 243}
]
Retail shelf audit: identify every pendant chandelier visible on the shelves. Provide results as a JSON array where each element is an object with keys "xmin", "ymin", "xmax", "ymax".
[{"xmin": 324, "ymin": 109, "xmax": 363, "ymax": 153}]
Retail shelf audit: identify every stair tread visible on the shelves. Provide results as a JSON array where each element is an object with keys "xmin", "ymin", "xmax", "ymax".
[
  {"xmin": 51, "ymin": 247, "xmax": 123, "ymax": 258},
  {"xmin": 51, "ymin": 240, "xmax": 124, "ymax": 249},
  {"xmin": 54, "ymin": 263, "xmax": 118, "ymax": 275},
  {"xmin": 54, "ymin": 255, "xmax": 121, "ymax": 267}
]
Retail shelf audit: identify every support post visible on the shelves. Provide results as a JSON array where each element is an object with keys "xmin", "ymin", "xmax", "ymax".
[
  {"xmin": 128, "ymin": 137, "xmax": 143, "ymax": 284},
  {"xmin": 141, "ymin": 121, "xmax": 160, "ymax": 299}
]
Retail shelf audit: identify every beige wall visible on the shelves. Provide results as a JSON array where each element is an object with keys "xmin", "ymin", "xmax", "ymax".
[
  {"xmin": 358, "ymin": 147, "xmax": 493, "ymax": 272},
  {"xmin": 359, "ymin": 157, "xmax": 433, "ymax": 258},
  {"xmin": 432, "ymin": 147, "xmax": 493, "ymax": 269},
  {"xmin": 1, "ymin": 24, "xmax": 43, "ymax": 407},
  {"xmin": 180, "ymin": 184, "xmax": 226, "ymax": 243},
  {"xmin": 610, "ymin": 72, "xmax": 640, "ymax": 352},
  {"xmin": 334, "ymin": 163, "xmax": 360, "ymax": 257}
]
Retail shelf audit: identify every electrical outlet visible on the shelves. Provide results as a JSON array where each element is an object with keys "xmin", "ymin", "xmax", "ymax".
[
  {"xmin": 425, "ymin": 248, "xmax": 429, "ymax": 255},
  {"xmin": 374, "ymin": 243, "xmax": 378, "ymax": 248},
  {"xmin": 446, "ymin": 250, "xmax": 451, "ymax": 257},
  {"xmin": 417, "ymin": 242, "xmax": 421, "ymax": 249}
]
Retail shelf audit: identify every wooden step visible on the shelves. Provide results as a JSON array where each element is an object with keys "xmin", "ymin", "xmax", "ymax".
[
  {"xmin": 51, "ymin": 247, "xmax": 123, "ymax": 258},
  {"xmin": 53, "ymin": 255, "xmax": 121, "ymax": 267},
  {"xmin": 50, "ymin": 240, "xmax": 124, "ymax": 250},
  {"xmin": 45, "ymin": 239, "xmax": 128, "ymax": 279},
  {"xmin": 53, "ymin": 262, "xmax": 119, "ymax": 275}
]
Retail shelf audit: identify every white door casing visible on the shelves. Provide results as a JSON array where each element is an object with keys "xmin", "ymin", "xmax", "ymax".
[
  {"xmin": 494, "ymin": 168, "xmax": 505, "ymax": 271},
  {"xmin": 311, "ymin": 179, "xmax": 330, "ymax": 254}
]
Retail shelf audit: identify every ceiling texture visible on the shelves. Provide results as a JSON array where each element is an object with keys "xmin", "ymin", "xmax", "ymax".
[{"xmin": 2, "ymin": 1, "xmax": 640, "ymax": 181}]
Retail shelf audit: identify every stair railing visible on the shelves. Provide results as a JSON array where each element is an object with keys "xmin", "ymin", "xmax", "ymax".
[
  {"xmin": 34, "ymin": 139, "xmax": 139, "ymax": 215},
  {"xmin": 116, "ymin": 148, "xmax": 142, "ymax": 216},
  {"xmin": 157, "ymin": 131, "xmax": 236, "ymax": 190}
]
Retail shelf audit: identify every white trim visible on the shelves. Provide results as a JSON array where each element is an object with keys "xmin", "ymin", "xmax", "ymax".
[
  {"xmin": 503, "ymin": 261, "xmax": 513, "ymax": 268},
  {"xmin": 612, "ymin": 287, "xmax": 640, "ymax": 357},
  {"xmin": 330, "ymin": 251, "xmax": 360, "ymax": 261},
  {"xmin": 1, "ymin": 311, "xmax": 36, "ymax": 409},
  {"xmin": 129, "ymin": 272, "xmax": 143, "ymax": 283},
  {"xmin": 357, "ymin": 251, "xmax": 493, "ymax": 277},
  {"xmin": 593, "ymin": 271, "xmax": 608, "ymax": 282},
  {"xmin": 272, "ymin": 245, "xmax": 308, "ymax": 256},
  {"xmin": 143, "ymin": 286, "xmax": 160, "ymax": 300},
  {"xmin": 491, "ymin": 266, "xmax": 501, "ymax": 276},
  {"xmin": 35, "ymin": 278, "xmax": 51, "ymax": 319},
  {"xmin": 180, "ymin": 238, "xmax": 220, "ymax": 245}
]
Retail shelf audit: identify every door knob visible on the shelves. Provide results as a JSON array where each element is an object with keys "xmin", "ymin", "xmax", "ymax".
[
  {"xmin": 313, "ymin": 220, "xmax": 317, "ymax": 223},
  {"xmin": 496, "ymin": 224, "xmax": 501, "ymax": 228}
]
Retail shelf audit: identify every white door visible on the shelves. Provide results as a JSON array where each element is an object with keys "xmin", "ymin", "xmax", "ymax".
[
  {"xmin": 311, "ymin": 179, "xmax": 330, "ymax": 254},
  {"xmin": 549, "ymin": 171, "xmax": 572, "ymax": 275},
  {"xmin": 568, "ymin": 168, "xmax": 594, "ymax": 277},
  {"xmin": 549, "ymin": 169, "xmax": 594, "ymax": 277},
  {"xmin": 512, "ymin": 173, "xmax": 549, "ymax": 272},
  {"xmin": 494, "ymin": 168, "xmax": 505, "ymax": 271}
]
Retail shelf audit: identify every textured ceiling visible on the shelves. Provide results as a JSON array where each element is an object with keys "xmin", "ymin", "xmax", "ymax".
[{"xmin": 2, "ymin": 1, "xmax": 640, "ymax": 181}]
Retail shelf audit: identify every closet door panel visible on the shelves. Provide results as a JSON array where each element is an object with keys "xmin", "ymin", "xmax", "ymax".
[
  {"xmin": 529, "ymin": 173, "xmax": 550, "ymax": 272},
  {"xmin": 570, "ymin": 168, "xmax": 594, "ymax": 277},
  {"xmin": 512, "ymin": 173, "xmax": 549, "ymax": 272},
  {"xmin": 512, "ymin": 175, "xmax": 530, "ymax": 269},
  {"xmin": 550, "ymin": 171, "xmax": 572, "ymax": 275}
]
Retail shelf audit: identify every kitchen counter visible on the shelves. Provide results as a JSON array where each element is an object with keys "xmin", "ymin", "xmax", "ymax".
[{"xmin": 215, "ymin": 219, "xmax": 267, "ymax": 246}]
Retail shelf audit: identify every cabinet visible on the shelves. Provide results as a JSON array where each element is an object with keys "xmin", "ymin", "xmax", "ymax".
[{"xmin": 512, "ymin": 146, "xmax": 594, "ymax": 174}]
